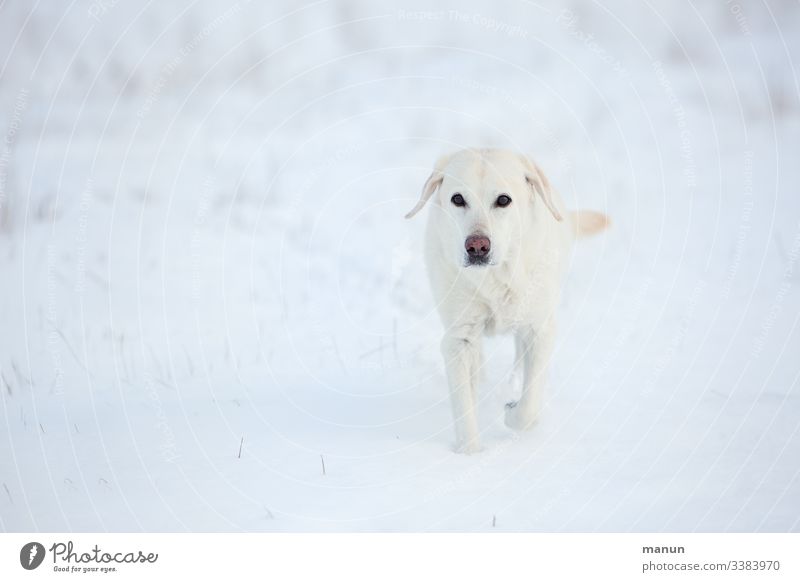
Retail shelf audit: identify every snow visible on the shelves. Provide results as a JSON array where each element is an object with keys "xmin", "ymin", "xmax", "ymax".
[{"xmin": 1, "ymin": 0, "xmax": 799, "ymax": 532}]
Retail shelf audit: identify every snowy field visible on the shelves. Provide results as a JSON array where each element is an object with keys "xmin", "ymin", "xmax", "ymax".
[{"xmin": 1, "ymin": 1, "xmax": 799, "ymax": 532}]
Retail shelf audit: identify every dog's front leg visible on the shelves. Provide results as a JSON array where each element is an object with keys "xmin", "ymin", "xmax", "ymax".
[
  {"xmin": 441, "ymin": 333, "xmax": 482, "ymax": 453},
  {"xmin": 505, "ymin": 323, "xmax": 555, "ymax": 431}
]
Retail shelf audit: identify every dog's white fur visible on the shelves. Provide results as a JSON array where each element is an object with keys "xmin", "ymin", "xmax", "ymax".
[{"xmin": 406, "ymin": 148, "xmax": 608, "ymax": 453}]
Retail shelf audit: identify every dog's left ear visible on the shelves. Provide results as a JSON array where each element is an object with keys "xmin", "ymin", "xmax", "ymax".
[
  {"xmin": 522, "ymin": 157, "xmax": 563, "ymax": 222},
  {"xmin": 405, "ymin": 154, "xmax": 452, "ymax": 219}
]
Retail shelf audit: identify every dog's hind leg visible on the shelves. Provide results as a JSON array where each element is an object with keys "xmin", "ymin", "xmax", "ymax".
[{"xmin": 441, "ymin": 332, "xmax": 482, "ymax": 453}]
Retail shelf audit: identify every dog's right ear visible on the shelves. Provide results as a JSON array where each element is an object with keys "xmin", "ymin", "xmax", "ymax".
[{"xmin": 405, "ymin": 154, "xmax": 451, "ymax": 219}]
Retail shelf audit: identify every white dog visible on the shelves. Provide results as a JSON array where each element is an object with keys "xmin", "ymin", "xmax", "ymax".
[{"xmin": 406, "ymin": 148, "xmax": 608, "ymax": 453}]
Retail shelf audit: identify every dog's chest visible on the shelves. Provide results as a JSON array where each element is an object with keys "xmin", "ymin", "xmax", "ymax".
[{"xmin": 479, "ymin": 276, "xmax": 536, "ymax": 335}]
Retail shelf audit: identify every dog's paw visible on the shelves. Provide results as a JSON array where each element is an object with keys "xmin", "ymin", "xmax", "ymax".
[
  {"xmin": 454, "ymin": 439, "xmax": 483, "ymax": 455},
  {"xmin": 504, "ymin": 401, "xmax": 538, "ymax": 431}
]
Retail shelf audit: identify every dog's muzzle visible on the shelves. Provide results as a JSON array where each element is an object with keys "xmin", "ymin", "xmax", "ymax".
[{"xmin": 464, "ymin": 234, "xmax": 491, "ymax": 266}]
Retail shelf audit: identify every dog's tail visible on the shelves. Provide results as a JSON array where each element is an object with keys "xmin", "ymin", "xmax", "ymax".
[{"xmin": 569, "ymin": 210, "xmax": 610, "ymax": 239}]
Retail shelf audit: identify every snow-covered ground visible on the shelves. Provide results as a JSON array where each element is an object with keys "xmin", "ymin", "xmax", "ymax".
[{"xmin": 1, "ymin": 0, "xmax": 799, "ymax": 531}]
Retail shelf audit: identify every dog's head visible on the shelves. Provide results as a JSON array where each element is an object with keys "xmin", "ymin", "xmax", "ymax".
[{"xmin": 405, "ymin": 149, "xmax": 563, "ymax": 268}]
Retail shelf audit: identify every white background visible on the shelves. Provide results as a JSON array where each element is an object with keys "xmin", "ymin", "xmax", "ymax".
[{"xmin": 0, "ymin": 1, "xmax": 799, "ymax": 531}]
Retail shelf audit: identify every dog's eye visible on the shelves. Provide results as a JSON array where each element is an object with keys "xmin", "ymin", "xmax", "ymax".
[
  {"xmin": 496, "ymin": 194, "xmax": 512, "ymax": 208},
  {"xmin": 451, "ymin": 193, "xmax": 466, "ymax": 207}
]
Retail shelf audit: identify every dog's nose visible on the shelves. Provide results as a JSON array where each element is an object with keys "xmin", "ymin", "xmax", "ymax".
[{"xmin": 465, "ymin": 234, "xmax": 491, "ymax": 257}]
